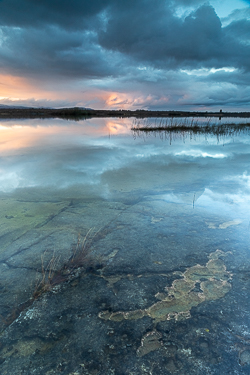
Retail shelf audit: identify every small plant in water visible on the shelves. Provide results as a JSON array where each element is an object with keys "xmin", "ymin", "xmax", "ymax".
[
  {"xmin": 33, "ymin": 250, "xmax": 61, "ymax": 298},
  {"xmin": 69, "ymin": 228, "xmax": 95, "ymax": 269},
  {"xmin": 33, "ymin": 228, "xmax": 100, "ymax": 299},
  {"xmin": 1, "ymin": 227, "xmax": 106, "ymax": 329}
]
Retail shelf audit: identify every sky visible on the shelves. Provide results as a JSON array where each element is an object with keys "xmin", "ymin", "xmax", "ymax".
[{"xmin": 0, "ymin": 0, "xmax": 249, "ymax": 111}]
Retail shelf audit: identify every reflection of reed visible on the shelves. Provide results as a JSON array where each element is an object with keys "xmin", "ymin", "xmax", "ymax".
[{"xmin": 132, "ymin": 118, "xmax": 250, "ymax": 142}]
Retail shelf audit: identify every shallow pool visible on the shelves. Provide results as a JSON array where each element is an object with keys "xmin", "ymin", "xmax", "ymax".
[{"xmin": 0, "ymin": 117, "xmax": 249, "ymax": 374}]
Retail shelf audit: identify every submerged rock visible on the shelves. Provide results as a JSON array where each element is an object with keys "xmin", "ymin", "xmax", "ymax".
[
  {"xmin": 99, "ymin": 250, "xmax": 232, "ymax": 323},
  {"xmin": 136, "ymin": 330, "xmax": 162, "ymax": 357}
]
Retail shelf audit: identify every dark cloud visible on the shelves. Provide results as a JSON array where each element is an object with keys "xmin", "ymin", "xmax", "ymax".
[
  {"xmin": 0, "ymin": 0, "xmax": 249, "ymax": 109},
  {"xmin": 222, "ymin": 6, "xmax": 250, "ymax": 23},
  {"xmin": 224, "ymin": 19, "xmax": 250, "ymax": 40},
  {"xmin": 0, "ymin": 25, "xmax": 127, "ymax": 79},
  {"xmin": 99, "ymin": 3, "xmax": 250, "ymax": 71},
  {"xmin": 1, "ymin": 1, "xmax": 249, "ymax": 76},
  {"xmin": 0, "ymin": 0, "xmax": 110, "ymax": 30},
  {"xmin": 173, "ymin": 0, "xmax": 205, "ymax": 4}
]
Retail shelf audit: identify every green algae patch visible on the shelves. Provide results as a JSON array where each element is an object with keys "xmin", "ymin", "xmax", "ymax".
[
  {"xmin": 0, "ymin": 198, "xmax": 67, "ymax": 254},
  {"xmin": 98, "ymin": 250, "xmax": 232, "ymax": 323},
  {"xmin": 1, "ymin": 337, "xmax": 55, "ymax": 358}
]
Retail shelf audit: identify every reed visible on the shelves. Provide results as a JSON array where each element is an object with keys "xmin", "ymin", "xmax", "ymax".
[
  {"xmin": 131, "ymin": 117, "xmax": 250, "ymax": 138},
  {"xmin": 1, "ymin": 224, "xmax": 112, "ymax": 330},
  {"xmin": 32, "ymin": 227, "xmax": 104, "ymax": 299}
]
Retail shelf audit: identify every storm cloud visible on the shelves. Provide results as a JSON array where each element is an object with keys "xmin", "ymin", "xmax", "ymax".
[{"xmin": 0, "ymin": 0, "xmax": 249, "ymax": 110}]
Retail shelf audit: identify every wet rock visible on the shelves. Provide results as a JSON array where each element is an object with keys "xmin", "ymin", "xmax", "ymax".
[
  {"xmin": 99, "ymin": 250, "xmax": 232, "ymax": 323},
  {"xmin": 239, "ymin": 350, "xmax": 250, "ymax": 366},
  {"xmin": 136, "ymin": 330, "xmax": 162, "ymax": 357}
]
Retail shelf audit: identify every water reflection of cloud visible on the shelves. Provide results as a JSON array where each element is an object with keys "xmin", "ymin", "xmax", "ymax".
[
  {"xmin": 0, "ymin": 119, "xmax": 250, "ymax": 212},
  {"xmin": 231, "ymin": 172, "xmax": 250, "ymax": 188},
  {"xmin": 197, "ymin": 188, "xmax": 250, "ymax": 221},
  {"xmin": 0, "ymin": 170, "xmax": 22, "ymax": 191},
  {"xmin": 0, "ymin": 118, "xmax": 133, "ymax": 153},
  {"xmin": 174, "ymin": 150, "xmax": 227, "ymax": 158}
]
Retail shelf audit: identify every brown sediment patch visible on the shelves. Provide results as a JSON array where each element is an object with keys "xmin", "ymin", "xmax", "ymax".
[{"xmin": 98, "ymin": 250, "xmax": 232, "ymax": 323}]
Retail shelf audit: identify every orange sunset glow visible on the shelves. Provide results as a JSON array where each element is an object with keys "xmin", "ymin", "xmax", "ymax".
[
  {"xmin": 0, "ymin": 74, "xmax": 49, "ymax": 101},
  {"xmin": 0, "ymin": 117, "xmax": 132, "ymax": 153}
]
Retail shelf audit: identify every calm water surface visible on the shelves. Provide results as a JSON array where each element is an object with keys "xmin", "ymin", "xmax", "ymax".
[{"xmin": 0, "ymin": 117, "xmax": 249, "ymax": 374}]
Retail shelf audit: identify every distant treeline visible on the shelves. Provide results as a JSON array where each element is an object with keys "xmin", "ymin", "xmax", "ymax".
[{"xmin": 0, "ymin": 107, "xmax": 250, "ymax": 119}]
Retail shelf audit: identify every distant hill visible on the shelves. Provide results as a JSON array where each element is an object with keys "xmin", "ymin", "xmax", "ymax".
[
  {"xmin": 0, "ymin": 104, "xmax": 31, "ymax": 109},
  {"xmin": 54, "ymin": 106, "xmax": 93, "ymax": 110}
]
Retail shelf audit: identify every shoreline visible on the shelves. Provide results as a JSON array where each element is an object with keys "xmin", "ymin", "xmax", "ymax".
[{"xmin": 0, "ymin": 107, "xmax": 250, "ymax": 119}]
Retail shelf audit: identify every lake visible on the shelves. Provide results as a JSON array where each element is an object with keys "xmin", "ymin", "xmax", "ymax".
[{"xmin": 0, "ymin": 117, "xmax": 250, "ymax": 374}]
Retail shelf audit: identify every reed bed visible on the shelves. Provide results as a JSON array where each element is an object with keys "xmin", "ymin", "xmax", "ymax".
[{"xmin": 131, "ymin": 117, "xmax": 250, "ymax": 138}]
